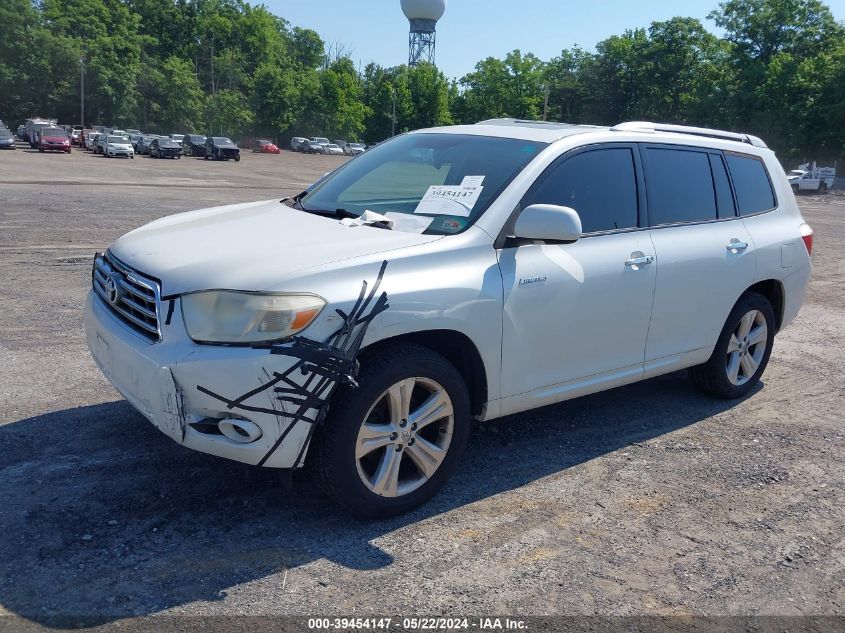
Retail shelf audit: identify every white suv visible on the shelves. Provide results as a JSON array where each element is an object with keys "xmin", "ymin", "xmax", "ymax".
[{"xmin": 85, "ymin": 119, "xmax": 813, "ymax": 517}]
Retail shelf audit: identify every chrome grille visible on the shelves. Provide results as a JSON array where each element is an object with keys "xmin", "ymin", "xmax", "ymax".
[{"xmin": 92, "ymin": 252, "xmax": 162, "ymax": 342}]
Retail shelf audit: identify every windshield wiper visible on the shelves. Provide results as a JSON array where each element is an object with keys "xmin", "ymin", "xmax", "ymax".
[{"xmin": 300, "ymin": 207, "xmax": 360, "ymax": 219}]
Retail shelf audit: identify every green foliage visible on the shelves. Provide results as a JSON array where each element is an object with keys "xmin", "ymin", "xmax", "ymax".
[{"xmin": 2, "ymin": 0, "xmax": 845, "ymax": 163}]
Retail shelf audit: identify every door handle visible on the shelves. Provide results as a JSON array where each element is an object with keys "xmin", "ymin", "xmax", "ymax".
[
  {"xmin": 727, "ymin": 240, "xmax": 749, "ymax": 253},
  {"xmin": 625, "ymin": 255, "xmax": 654, "ymax": 267}
]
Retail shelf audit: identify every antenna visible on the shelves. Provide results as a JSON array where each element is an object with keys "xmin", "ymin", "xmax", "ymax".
[{"xmin": 400, "ymin": 0, "xmax": 446, "ymax": 66}]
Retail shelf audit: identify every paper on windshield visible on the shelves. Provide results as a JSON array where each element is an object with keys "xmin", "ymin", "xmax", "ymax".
[
  {"xmin": 414, "ymin": 180, "xmax": 485, "ymax": 217},
  {"xmin": 384, "ymin": 212, "xmax": 435, "ymax": 234}
]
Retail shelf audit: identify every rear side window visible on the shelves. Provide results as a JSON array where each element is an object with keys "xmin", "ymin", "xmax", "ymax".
[
  {"xmin": 644, "ymin": 147, "xmax": 717, "ymax": 225},
  {"xmin": 725, "ymin": 153, "xmax": 776, "ymax": 215},
  {"xmin": 525, "ymin": 147, "xmax": 639, "ymax": 233},
  {"xmin": 709, "ymin": 154, "xmax": 736, "ymax": 219}
]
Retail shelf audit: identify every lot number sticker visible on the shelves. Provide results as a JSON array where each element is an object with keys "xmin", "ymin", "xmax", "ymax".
[{"xmin": 415, "ymin": 176, "xmax": 485, "ymax": 217}]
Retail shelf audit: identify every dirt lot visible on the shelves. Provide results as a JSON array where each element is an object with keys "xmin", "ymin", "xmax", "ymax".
[{"xmin": 0, "ymin": 143, "xmax": 843, "ymax": 629}]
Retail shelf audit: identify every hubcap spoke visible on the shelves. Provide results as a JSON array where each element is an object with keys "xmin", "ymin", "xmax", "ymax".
[
  {"xmin": 409, "ymin": 389, "xmax": 453, "ymax": 431},
  {"xmin": 740, "ymin": 353, "xmax": 758, "ymax": 378},
  {"xmin": 356, "ymin": 423, "xmax": 395, "ymax": 459},
  {"xmin": 405, "ymin": 436, "xmax": 447, "ymax": 479},
  {"xmin": 386, "ymin": 378, "xmax": 416, "ymax": 424},
  {"xmin": 746, "ymin": 323, "xmax": 767, "ymax": 347},
  {"xmin": 370, "ymin": 447, "xmax": 403, "ymax": 497},
  {"xmin": 727, "ymin": 334, "xmax": 741, "ymax": 354},
  {"xmin": 727, "ymin": 352, "xmax": 741, "ymax": 383},
  {"xmin": 737, "ymin": 310, "xmax": 757, "ymax": 339}
]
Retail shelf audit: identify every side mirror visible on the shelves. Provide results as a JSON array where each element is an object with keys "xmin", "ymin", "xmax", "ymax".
[{"xmin": 513, "ymin": 204, "xmax": 582, "ymax": 243}]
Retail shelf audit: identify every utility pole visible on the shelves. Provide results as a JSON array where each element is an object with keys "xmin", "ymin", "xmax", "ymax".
[
  {"xmin": 543, "ymin": 84, "xmax": 550, "ymax": 122},
  {"xmin": 391, "ymin": 86, "xmax": 397, "ymax": 137},
  {"xmin": 80, "ymin": 55, "xmax": 85, "ymax": 127}
]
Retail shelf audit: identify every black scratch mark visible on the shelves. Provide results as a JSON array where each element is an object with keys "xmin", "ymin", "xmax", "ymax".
[
  {"xmin": 195, "ymin": 261, "xmax": 390, "ymax": 467},
  {"xmin": 165, "ymin": 299, "xmax": 176, "ymax": 325}
]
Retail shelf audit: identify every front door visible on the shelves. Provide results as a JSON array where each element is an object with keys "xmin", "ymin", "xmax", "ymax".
[{"xmin": 498, "ymin": 144, "xmax": 656, "ymax": 403}]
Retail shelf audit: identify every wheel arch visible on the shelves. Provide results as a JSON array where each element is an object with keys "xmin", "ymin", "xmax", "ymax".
[
  {"xmin": 358, "ymin": 330, "xmax": 489, "ymax": 419},
  {"xmin": 743, "ymin": 279, "xmax": 785, "ymax": 332}
]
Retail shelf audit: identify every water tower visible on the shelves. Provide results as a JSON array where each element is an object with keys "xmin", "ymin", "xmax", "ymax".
[{"xmin": 401, "ymin": 0, "xmax": 446, "ymax": 66}]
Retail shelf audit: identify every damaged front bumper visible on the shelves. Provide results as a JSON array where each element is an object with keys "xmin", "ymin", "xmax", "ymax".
[{"xmin": 84, "ymin": 291, "xmax": 313, "ymax": 468}]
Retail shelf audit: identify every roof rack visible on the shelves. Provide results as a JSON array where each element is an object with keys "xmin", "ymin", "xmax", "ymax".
[
  {"xmin": 611, "ymin": 121, "xmax": 768, "ymax": 148},
  {"xmin": 477, "ymin": 118, "xmax": 601, "ymax": 130}
]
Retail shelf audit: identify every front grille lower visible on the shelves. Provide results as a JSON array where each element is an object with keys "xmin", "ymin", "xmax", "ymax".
[{"xmin": 92, "ymin": 252, "xmax": 162, "ymax": 342}]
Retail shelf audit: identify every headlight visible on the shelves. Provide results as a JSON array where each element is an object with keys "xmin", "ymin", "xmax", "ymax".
[{"xmin": 181, "ymin": 291, "xmax": 325, "ymax": 344}]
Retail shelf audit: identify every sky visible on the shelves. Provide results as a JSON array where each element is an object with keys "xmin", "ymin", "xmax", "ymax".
[{"xmin": 265, "ymin": 0, "xmax": 845, "ymax": 80}]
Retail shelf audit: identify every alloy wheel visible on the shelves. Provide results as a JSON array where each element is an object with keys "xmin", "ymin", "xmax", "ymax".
[
  {"xmin": 355, "ymin": 377, "xmax": 454, "ymax": 498},
  {"xmin": 726, "ymin": 309, "xmax": 768, "ymax": 386}
]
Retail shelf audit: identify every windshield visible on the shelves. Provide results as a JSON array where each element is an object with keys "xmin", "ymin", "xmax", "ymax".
[
  {"xmin": 108, "ymin": 136, "xmax": 125, "ymax": 143},
  {"xmin": 159, "ymin": 139, "xmax": 178, "ymax": 147},
  {"xmin": 300, "ymin": 133, "xmax": 545, "ymax": 234},
  {"xmin": 43, "ymin": 129, "xmax": 64, "ymax": 136},
  {"xmin": 213, "ymin": 137, "xmax": 234, "ymax": 145}
]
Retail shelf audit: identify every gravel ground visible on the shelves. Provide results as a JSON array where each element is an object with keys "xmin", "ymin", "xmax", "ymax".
[{"xmin": 0, "ymin": 143, "xmax": 843, "ymax": 630}]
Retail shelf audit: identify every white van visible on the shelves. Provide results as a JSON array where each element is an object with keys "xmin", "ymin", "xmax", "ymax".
[{"xmin": 86, "ymin": 119, "xmax": 813, "ymax": 517}]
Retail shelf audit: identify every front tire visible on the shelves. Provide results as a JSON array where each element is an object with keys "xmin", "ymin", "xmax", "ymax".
[
  {"xmin": 688, "ymin": 292, "xmax": 775, "ymax": 399},
  {"xmin": 313, "ymin": 343, "xmax": 471, "ymax": 519}
]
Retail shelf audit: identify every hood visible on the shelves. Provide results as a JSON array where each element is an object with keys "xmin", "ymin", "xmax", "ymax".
[{"xmin": 109, "ymin": 199, "xmax": 442, "ymax": 296}]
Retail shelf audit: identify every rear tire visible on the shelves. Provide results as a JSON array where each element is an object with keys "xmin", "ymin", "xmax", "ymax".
[
  {"xmin": 688, "ymin": 292, "xmax": 775, "ymax": 399},
  {"xmin": 313, "ymin": 343, "xmax": 471, "ymax": 519}
]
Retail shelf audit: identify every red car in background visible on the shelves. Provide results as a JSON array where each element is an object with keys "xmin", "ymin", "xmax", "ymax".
[
  {"xmin": 39, "ymin": 128, "xmax": 71, "ymax": 154},
  {"xmin": 252, "ymin": 139, "xmax": 280, "ymax": 154}
]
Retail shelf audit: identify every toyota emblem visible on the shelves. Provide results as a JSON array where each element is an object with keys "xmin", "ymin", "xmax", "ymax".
[{"xmin": 105, "ymin": 272, "xmax": 123, "ymax": 305}]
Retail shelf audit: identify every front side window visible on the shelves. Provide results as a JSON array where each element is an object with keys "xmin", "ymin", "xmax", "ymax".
[
  {"xmin": 645, "ymin": 147, "xmax": 717, "ymax": 225},
  {"xmin": 301, "ymin": 133, "xmax": 546, "ymax": 234},
  {"xmin": 725, "ymin": 153, "xmax": 776, "ymax": 215},
  {"xmin": 524, "ymin": 147, "xmax": 639, "ymax": 233}
]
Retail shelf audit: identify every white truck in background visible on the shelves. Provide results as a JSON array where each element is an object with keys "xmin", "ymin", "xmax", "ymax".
[{"xmin": 788, "ymin": 161, "xmax": 836, "ymax": 193}]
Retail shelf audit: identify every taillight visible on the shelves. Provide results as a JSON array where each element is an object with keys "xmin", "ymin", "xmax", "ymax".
[{"xmin": 800, "ymin": 223, "xmax": 814, "ymax": 256}]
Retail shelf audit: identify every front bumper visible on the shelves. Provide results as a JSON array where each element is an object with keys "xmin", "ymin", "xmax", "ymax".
[
  {"xmin": 108, "ymin": 149, "xmax": 133, "ymax": 157},
  {"xmin": 85, "ymin": 291, "xmax": 313, "ymax": 468}
]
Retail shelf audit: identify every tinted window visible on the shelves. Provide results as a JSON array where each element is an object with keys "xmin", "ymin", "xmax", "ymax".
[
  {"xmin": 725, "ymin": 154, "xmax": 776, "ymax": 215},
  {"xmin": 526, "ymin": 148, "xmax": 639, "ymax": 233},
  {"xmin": 645, "ymin": 148, "xmax": 717, "ymax": 225},
  {"xmin": 709, "ymin": 154, "xmax": 736, "ymax": 219}
]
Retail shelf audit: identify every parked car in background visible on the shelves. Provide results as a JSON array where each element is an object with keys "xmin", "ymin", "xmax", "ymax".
[
  {"xmin": 126, "ymin": 129, "xmax": 141, "ymax": 136},
  {"xmin": 0, "ymin": 127, "xmax": 16, "ymax": 149},
  {"xmin": 304, "ymin": 140, "xmax": 326, "ymax": 154},
  {"xmin": 324, "ymin": 143, "xmax": 344, "ymax": 156},
  {"xmin": 110, "ymin": 130, "xmax": 129, "ymax": 139},
  {"xmin": 102, "ymin": 135, "xmax": 134, "ymax": 158},
  {"xmin": 136, "ymin": 135, "xmax": 159, "ymax": 155},
  {"xmin": 170, "ymin": 134, "xmax": 185, "ymax": 145},
  {"xmin": 290, "ymin": 137, "xmax": 308, "ymax": 152},
  {"xmin": 77, "ymin": 129, "xmax": 94, "ymax": 147},
  {"xmin": 25, "ymin": 118, "xmax": 57, "ymax": 147},
  {"xmin": 252, "ymin": 139, "xmax": 280, "ymax": 154},
  {"xmin": 309, "ymin": 136, "xmax": 330, "ymax": 151},
  {"xmin": 38, "ymin": 127, "xmax": 71, "ymax": 153},
  {"xmin": 129, "ymin": 133, "xmax": 145, "ymax": 149},
  {"xmin": 17, "ymin": 124, "xmax": 26, "ymax": 139},
  {"xmin": 333, "ymin": 140, "xmax": 348, "ymax": 150},
  {"xmin": 182, "ymin": 134, "xmax": 207, "ymax": 157},
  {"xmin": 344, "ymin": 142, "xmax": 366, "ymax": 156},
  {"xmin": 87, "ymin": 132, "xmax": 104, "ymax": 152},
  {"xmin": 205, "ymin": 137, "xmax": 240, "ymax": 161},
  {"xmin": 149, "ymin": 137, "xmax": 182, "ymax": 159}
]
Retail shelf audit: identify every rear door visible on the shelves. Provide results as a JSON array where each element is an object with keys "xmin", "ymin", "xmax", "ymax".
[{"xmin": 642, "ymin": 145, "xmax": 757, "ymax": 366}]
